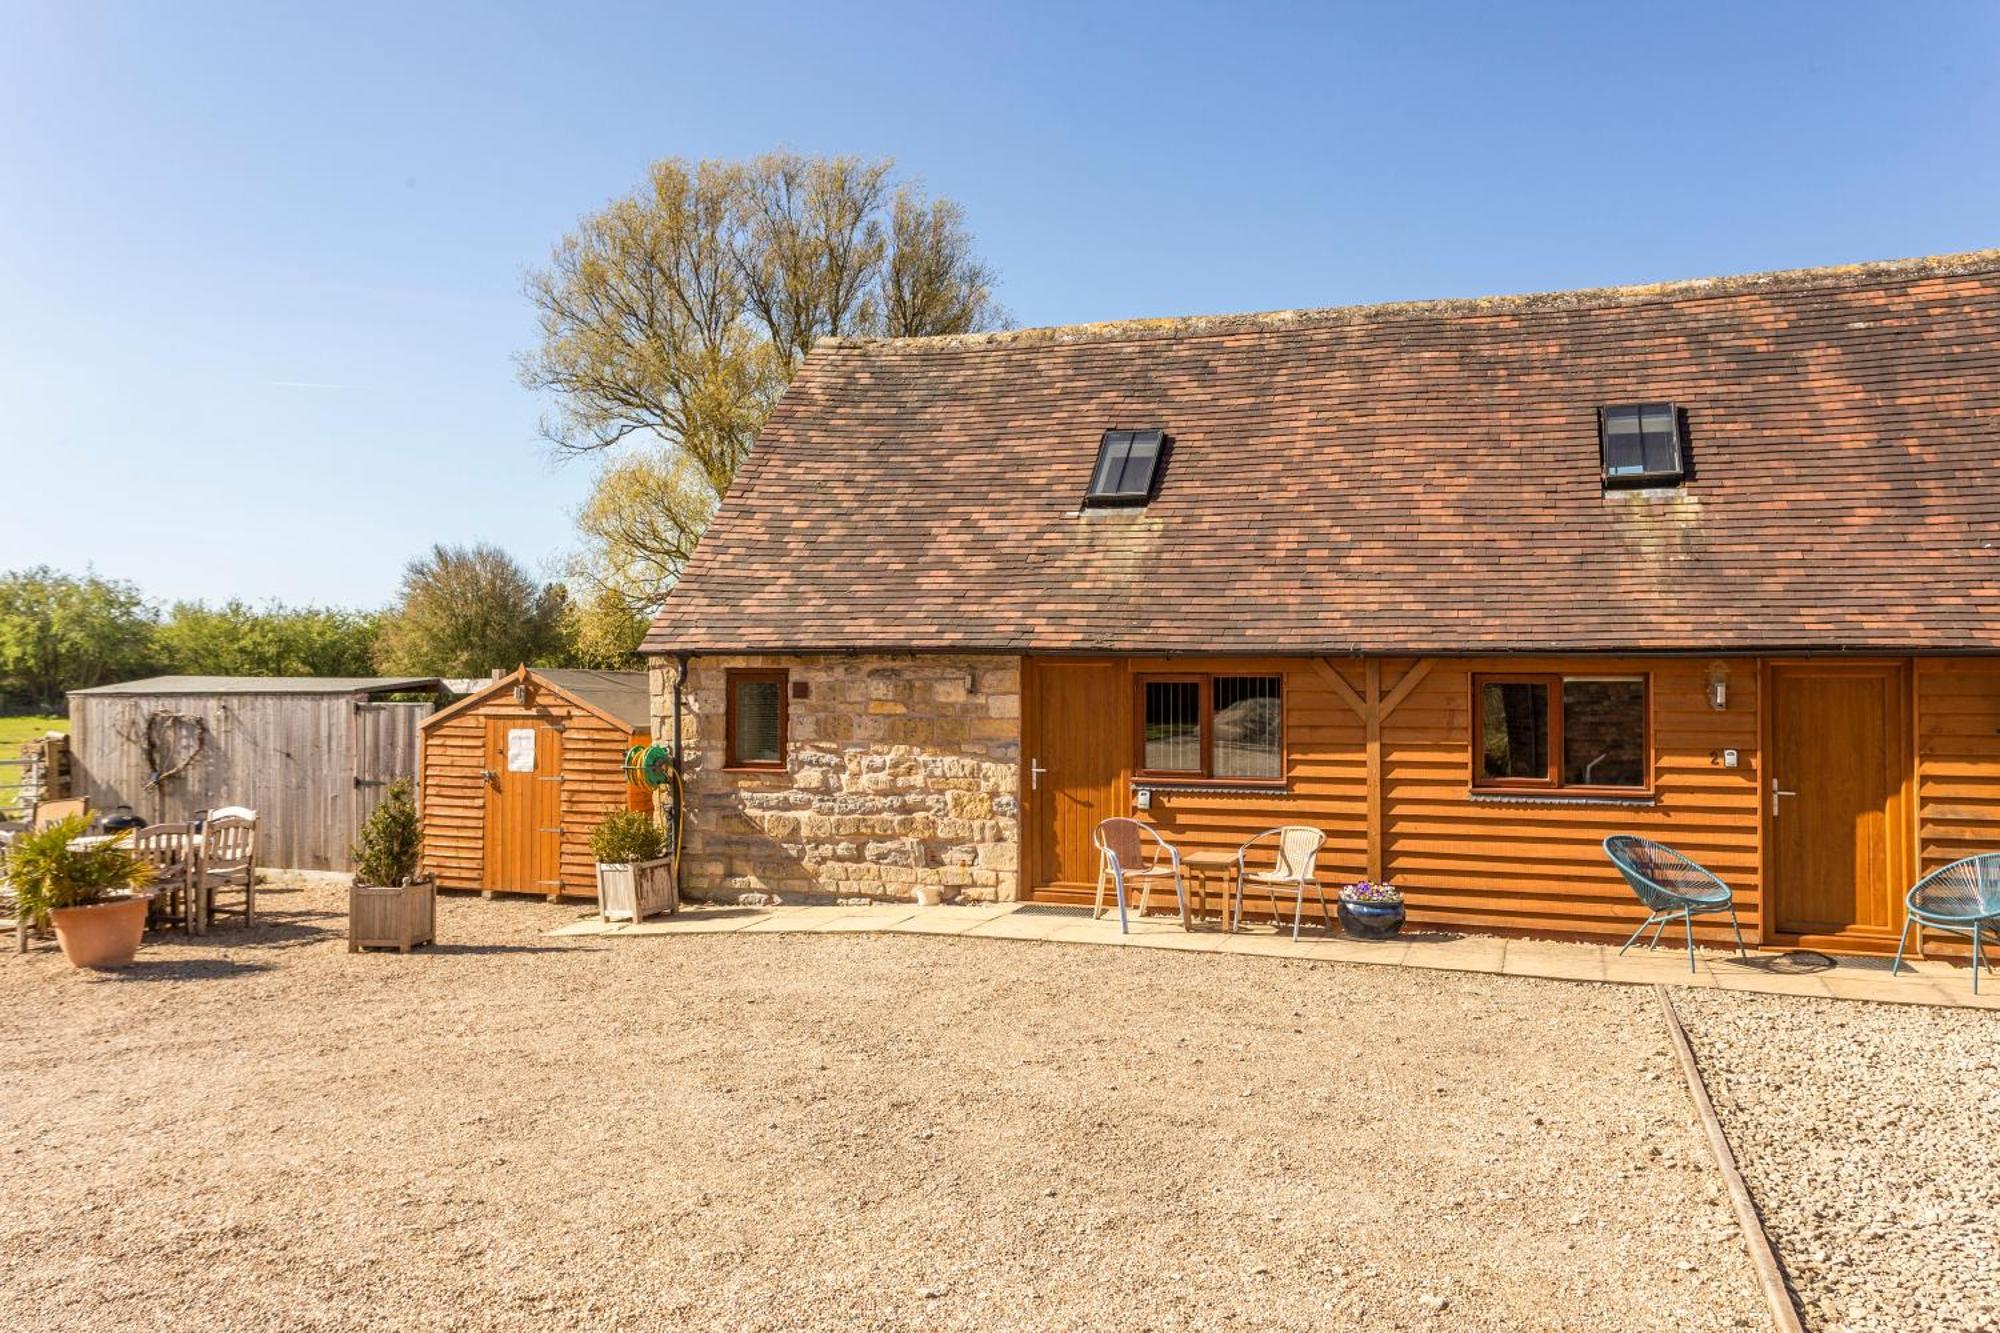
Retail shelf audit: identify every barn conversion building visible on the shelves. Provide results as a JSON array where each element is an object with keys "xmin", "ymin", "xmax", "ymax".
[{"xmin": 641, "ymin": 251, "xmax": 2000, "ymax": 956}]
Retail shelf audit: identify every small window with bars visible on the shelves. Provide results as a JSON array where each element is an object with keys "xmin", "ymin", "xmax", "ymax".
[
  {"xmin": 1599, "ymin": 404, "xmax": 1686, "ymax": 487},
  {"xmin": 1136, "ymin": 673, "xmax": 1284, "ymax": 782},
  {"xmin": 1085, "ymin": 429, "xmax": 1168, "ymax": 506}
]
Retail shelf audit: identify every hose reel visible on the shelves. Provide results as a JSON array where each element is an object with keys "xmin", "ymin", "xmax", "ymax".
[{"xmin": 623, "ymin": 743, "xmax": 676, "ymax": 790}]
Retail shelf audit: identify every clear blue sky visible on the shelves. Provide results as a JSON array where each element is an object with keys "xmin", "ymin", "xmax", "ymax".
[{"xmin": 4, "ymin": 1, "xmax": 1995, "ymax": 608}]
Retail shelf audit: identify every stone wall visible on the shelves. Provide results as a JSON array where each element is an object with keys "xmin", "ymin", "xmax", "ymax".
[{"xmin": 651, "ymin": 653, "xmax": 1021, "ymax": 903}]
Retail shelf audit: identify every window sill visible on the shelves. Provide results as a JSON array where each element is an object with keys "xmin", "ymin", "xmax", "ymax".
[
  {"xmin": 1135, "ymin": 780, "xmax": 1291, "ymax": 797},
  {"xmin": 722, "ymin": 764, "xmax": 788, "ymax": 775},
  {"xmin": 1467, "ymin": 790, "xmax": 1657, "ymax": 808}
]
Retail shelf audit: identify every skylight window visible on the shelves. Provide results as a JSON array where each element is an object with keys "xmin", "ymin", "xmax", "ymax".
[
  {"xmin": 1085, "ymin": 429, "xmax": 1167, "ymax": 506},
  {"xmin": 1599, "ymin": 404, "xmax": 1687, "ymax": 487}
]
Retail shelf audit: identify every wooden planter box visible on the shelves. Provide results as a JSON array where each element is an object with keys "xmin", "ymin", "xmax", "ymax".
[
  {"xmin": 349, "ymin": 878, "xmax": 437, "ymax": 953},
  {"xmin": 595, "ymin": 857, "xmax": 676, "ymax": 923}
]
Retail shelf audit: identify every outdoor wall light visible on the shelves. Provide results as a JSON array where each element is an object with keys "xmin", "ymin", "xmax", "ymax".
[
  {"xmin": 512, "ymin": 683, "xmax": 529, "ymax": 706},
  {"xmin": 1706, "ymin": 662, "xmax": 1729, "ymax": 711}
]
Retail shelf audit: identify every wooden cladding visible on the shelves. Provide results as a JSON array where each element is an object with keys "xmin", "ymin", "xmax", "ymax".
[
  {"xmin": 1028, "ymin": 654, "xmax": 1764, "ymax": 946},
  {"xmin": 1023, "ymin": 651, "xmax": 2000, "ymax": 952}
]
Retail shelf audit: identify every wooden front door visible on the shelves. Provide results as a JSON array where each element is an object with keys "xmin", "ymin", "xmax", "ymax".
[
  {"xmin": 1768, "ymin": 665, "xmax": 1906, "ymax": 946},
  {"xmin": 1023, "ymin": 659, "xmax": 1128, "ymax": 899},
  {"xmin": 483, "ymin": 719, "xmax": 564, "ymax": 896}
]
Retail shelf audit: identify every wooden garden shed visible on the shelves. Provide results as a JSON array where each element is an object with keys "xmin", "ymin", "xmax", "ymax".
[
  {"xmin": 419, "ymin": 667, "xmax": 652, "ymax": 899},
  {"xmin": 67, "ymin": 675, "xmax": 442, "ymax": 870}
]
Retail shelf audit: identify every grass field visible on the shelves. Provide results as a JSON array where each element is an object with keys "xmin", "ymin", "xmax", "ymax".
[{"xmin": 0, "ymin": 715, "xmax": 66, "ymax": 750}]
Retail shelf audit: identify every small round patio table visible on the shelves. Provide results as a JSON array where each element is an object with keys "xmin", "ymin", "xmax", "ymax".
[{"xmin": 1178, "ymin": 850, "xmax": 1241, "ymax": 931}]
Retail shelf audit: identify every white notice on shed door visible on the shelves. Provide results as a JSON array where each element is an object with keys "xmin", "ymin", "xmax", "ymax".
[{"xmin": 507, "ymin": 728, "xmax": 536, "ymax": 772}]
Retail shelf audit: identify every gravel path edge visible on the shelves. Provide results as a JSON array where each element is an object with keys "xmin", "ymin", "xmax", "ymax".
[{"xmin": 1657, "ymin": 984, "xmax": 1808, "ymax": 1333}]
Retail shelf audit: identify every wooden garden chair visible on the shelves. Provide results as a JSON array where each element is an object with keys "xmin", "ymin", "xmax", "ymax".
[
  {"xmin": 31, "ymin": 797, "xmax": 88, "ymax": 830},
  {"xmin": 194, "ymin": 815, "xmax": 258, "ymax": 932},
  {"xmin": 1232, "ymin": 826, "xmax": 1332, "ymax": 940},
  {"xmin": 131, "ymin": 823, "xmax": 197, "ymax": 934},
  {"xmin": 1092, "ymin": 817, "xmax": 1188, "ymax": 933}
]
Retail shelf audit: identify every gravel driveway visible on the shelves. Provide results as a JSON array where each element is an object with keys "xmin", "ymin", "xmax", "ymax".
[
  {"xmin": 2, "ymin": 877, "xmax": 1764, "ymax": 1330},
  {"xmin": 1673, "ymin": 990, "xmax": 2000, "ymax": 1332}
]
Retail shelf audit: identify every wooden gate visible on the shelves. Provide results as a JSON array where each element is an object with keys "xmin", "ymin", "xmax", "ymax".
[
  {"xmin": 482, "ymin": 719, "xmax": 564, "ymax": 896},
  {"xmin": 353, "ymin": 702, "xmax": 430, "ymax": 829}
]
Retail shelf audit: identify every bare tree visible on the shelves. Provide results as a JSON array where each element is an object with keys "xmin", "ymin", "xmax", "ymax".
[{"xmin": 521, "ymin": 152, "xmax": 1007, "ymax": 613}]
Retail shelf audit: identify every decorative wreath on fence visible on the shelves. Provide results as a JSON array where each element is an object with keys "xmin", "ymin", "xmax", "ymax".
[{"xmin": 143, "ymin": 711, "xmax": 209, "ymax": 789}]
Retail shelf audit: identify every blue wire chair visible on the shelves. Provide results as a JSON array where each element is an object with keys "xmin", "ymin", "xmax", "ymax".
[
  {"xmin": 1602, "ymin": 836, "xmax": 1748, "ymax": 972},
  {"xmin": 1891, "ymin": 853, "xmax": 2000, "ymax": 994}
]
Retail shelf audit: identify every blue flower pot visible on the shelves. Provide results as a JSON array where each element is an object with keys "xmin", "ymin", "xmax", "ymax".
[{"xmin": 1338, "ymin": 898, "xmax": 1406, "ymax": 940}]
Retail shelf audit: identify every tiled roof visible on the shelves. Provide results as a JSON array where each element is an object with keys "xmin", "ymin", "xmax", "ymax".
[
  {"xmin": 71, "ymin": 676, "xmax": 442, "ymax": 696},
  {"xmin": 644, "ymin": 251, "xmax": 2000, "ymax": 656}
]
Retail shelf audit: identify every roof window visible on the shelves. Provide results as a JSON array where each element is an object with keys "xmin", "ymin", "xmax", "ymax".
[
  {"xmin": 1599, "ymin": 404, "xmax": 1686, "ymax": 487},
  {"xmin": 1085, "ymin": 429, "xmax": 1167, "ymax": 506}
]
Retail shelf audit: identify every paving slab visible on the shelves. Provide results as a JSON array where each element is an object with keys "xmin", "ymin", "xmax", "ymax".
[{"xmin": 548, "ymin": 899, "xmax": 1999, "ymax": 1009}]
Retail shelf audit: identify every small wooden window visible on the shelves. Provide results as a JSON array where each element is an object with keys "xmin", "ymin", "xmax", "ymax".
[
  {"xmin": 1135, "ymin": 673, "xmax": 1284, "ymax": 782},
  {"xmin": 1473, "ymin": 673, "xmax": 1649, "ymax": 792},
  {"xmin": 725, "ymin": 669, "xmax": 787, "ymax": 770}
]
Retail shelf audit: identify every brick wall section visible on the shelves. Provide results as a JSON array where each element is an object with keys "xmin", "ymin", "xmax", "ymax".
[{"xmin": 652, "ymin": 654, "xmax": 1021, "ymax": 903}]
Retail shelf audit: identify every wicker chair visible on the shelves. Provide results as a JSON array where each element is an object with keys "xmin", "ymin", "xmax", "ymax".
[
  {"xmin": 1892, "ymin": 854, "xmax": 2000, "ymax": 994},
  {"xmin": 1092, "ymin": 818, "xmax": 1188, "ymax": 933},
  {"xmin": 194, "ymin": 815, "xmax": 258, "ymax": 932},
  {"xmin": 1602, "ymin": 835, "xmax": 1747, "ymax": 971},
  {"xmin": 1232, "ymin": 826, "xmax": 1332, "ymax": 940},
  {"xmin": 131, "ymin": 823, "xmax": 197, "ymax": 934}
]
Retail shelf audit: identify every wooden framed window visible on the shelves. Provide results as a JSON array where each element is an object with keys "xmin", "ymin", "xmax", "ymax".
[
  {"xmin": 1134, "ymin": 673, "xmax": 1284, "ymax": 782},
  {"xmin": 1472, "ymin": 673, "xmax": 1650, "ymax": 792},
  {"xmin": 725, "ymin": 669, "xmax": 788, "ymax": 770}
]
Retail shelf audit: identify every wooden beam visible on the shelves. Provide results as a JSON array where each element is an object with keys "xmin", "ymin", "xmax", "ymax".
[
  {"xmin": 1365, "ymin": 658, "xmax": 1384, "ymax": 881},
  {"xmin": 1312, "ymin": 657, "xmax": 1370, "ymax": 720},
  {"xmin": 1379, "ymin": 658, "xmax": 1434, "ymax": 721}
]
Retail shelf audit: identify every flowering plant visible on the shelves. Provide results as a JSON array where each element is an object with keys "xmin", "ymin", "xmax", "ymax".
[{"xmin": 1340, "ymin": 879, "xmax": 1403, "ymax": 905}]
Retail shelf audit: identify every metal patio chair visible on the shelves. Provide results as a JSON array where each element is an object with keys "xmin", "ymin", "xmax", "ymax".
[
  {"xmin": 1232, "ymin": 826, "xmax": 1332, "ymax": 940},
  {"xmin": 1092, "ymin": 818, "xmax": 1188, "ymax": 934},
  {"xmin": 1891, "ymin": 853, "xmax": 2000, "ymax": 994},
  {"xmin": 1602, "ymin": 835, "xmax": 1747, "ymax": 972}
]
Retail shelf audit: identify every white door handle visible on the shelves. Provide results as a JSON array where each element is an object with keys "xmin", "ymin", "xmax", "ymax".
[
  {"xmin": 1030, "ymin": 760, "xmax": 1047, "ymax": 791},
  {"xmin": 1771, "ymin": 777, "xmax": 1798, "ymax": 816}
]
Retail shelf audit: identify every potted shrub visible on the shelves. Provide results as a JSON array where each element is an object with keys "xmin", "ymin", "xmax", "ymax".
[
  {"xmin": 592, "ymin": 810, "xmax": 675, "ymax": 923},
  {"xmin": 1338, "ymin": 879, "xmax": 1406, "ymax": 940},
  {"xmin": 8, "ymin": 815, "xmax": 155, "ymax": 969},
  {"xmin": 348, "ymin": 780, "xmax": 435, "ymax": 953}
]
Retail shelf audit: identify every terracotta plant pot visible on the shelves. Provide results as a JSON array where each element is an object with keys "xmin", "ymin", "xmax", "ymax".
[{"xmin": 49, "ymin": 895, "xmax": 152, "ymax": 969}]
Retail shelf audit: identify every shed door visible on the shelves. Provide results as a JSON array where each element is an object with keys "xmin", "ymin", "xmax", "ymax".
[
  {"xmin": 1024, "ymin": 659, "xmax": 1128, "ymax": 899},
  {"xmin": 484, "ymin": 719, "xmax": 564, "ymax": 895},
  {"xmin": 1769, "ymin": 665, "xmax": 1904, "ymax": 945}
]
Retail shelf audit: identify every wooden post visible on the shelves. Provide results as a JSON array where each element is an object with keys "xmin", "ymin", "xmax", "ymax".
[
  {"xmin": 1364, "ymin": 660, "xmax": 1383, "ymax": 881},
  {"xmin": 1315, "ymin": 657, "xmax": 1434, "ymax": 885}
]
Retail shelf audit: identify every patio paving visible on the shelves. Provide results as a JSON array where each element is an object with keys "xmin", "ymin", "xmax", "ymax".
[{"xmin": 554, "ymin": 901, "xmax": 2000, "ymax": 1009}]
